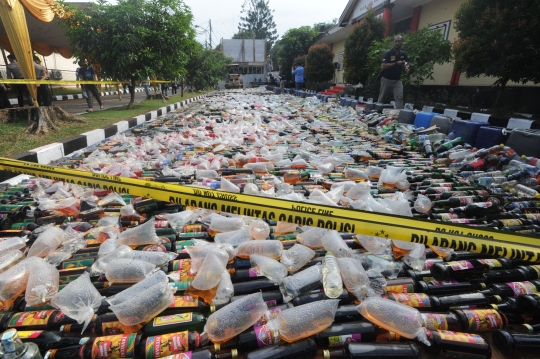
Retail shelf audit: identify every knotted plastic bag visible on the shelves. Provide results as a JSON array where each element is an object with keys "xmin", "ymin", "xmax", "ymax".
[
  {"xmin": 132, "ymin": 251, "xmax": 178, "ymax": 267},
  {"xmin": 355, "ymin": 234, "xmax": 391, "ymax": 255},
  {"xmin": 91, "ymin": 245, "xmax": 134, "ymax": 276},
  {"xmin": 118, "ymin": 218, "xmax": 160, "ymax": 246},
  {"xmin": 97, "ymin": 235, "xmax": 120, "ymax": 257},
  {"xmin": 204, "ymin": 291, "xmax": 268, "ymax": 344},
  {"xmin": 213, "ymin": 270, "xmax": 234, "ymax": 306},
  {"xmin": 357, "ymin": 296, "xmax": 430, "ymax": 346},
  {"xmin": 50, "ymin": 272, "xmax": 102, "ymax": 333},
  {"xmin": 249, "ymin": 220, "xmax": 270, "ymax": 240},
  {"xmin": 322, "ymin": 230, "xmax": 352, "ymax": 258},
  {"xmin": 0, "ymin": 236, "xmax": 27, "ymax": 255},
  {"xmin": 0, "ymin": 258, "xmax": 30, "ymax": 303},
  {"xmin": 336, "ymin": 257, "xmax": 370, "ymax": 300},
  {"xmin": 209, "ymin": 215, "xmax": 245, "ymax": 233},
  {"xmin": 250, "ymin": 254, "xmax": 288, "ymax": 284},
  {"xmin": 279, "ymin": 264, "xmax": 323, "ymax": 303},
  {"xmin": 25, "ymin": 257, "xmax": 59, "ymax": 306},
  {"xmin": 296, "ymin": 227, "xmax": 327, "ymax": 249},
  {"xmin": 27, "ymin": 227, "xmax": 65, "ymax": 258},
  {"xmin": 280, "ymin": 244, "xmax": 316, "ymax": 272},
  {"xmin": 214, "ymin": 227, "xmax": 251, "ymax": 246},
  {"xmin": 191, "ymin": 252, "xmax": 228, "ymax": 291},
  {"xmin": 105, "ymin": 258, "xmax": 156, "ymax": 283},
  {"xmin": 109, "ymin": 280, "xmax": 174, "ymax": 327},
  {"xmin": 185, "ymin": 245, "xmax": 230, "ymax": 274},
  {"xmin": 277, "ymin": 299, "xmax": 339, "ymax": 342},
  {"xmin": 235, "ymin": 240, "xmax": 283, "ymax": 259},
  {"xmin": 165, "ymin": 210, "xmax": 197, "ymax": 233},
  {"xmin": 106, "ymin": 270, "xmax": 169, "ymax": 306},
  {"xmin": 0, "ymin": 250, "xmax": 24, "ymax": 274}
]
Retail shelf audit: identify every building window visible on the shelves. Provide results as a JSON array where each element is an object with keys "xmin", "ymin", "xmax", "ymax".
[
  {"xmin": 337, "ymin": 52, "xmax": 344, "ymax": 71},
  {"xmin": 428, "ymin": 20, "xmax": 451, "ymax": 40},
  {"xmin": 394, "ymin": 17, "xmax": 412, "ymax": 35}
]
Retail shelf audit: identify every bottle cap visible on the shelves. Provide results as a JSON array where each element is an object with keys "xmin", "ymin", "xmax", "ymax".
[
  {"xmin": 231, "ymin": 349, "xmax": 238, "ymax": 359},
  {"xmin": 323, "ymin": 350, "xmax": 330, "ymax": 359},
  {"xmin": 214, "ymin": 343, "xmax": 221, "ymax": 351}
]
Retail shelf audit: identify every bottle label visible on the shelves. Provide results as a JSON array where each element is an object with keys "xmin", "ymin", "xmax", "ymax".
[
  {"xmin": 424, "ymin": 259, "xmax": 439, "ymax": 269},
  {"xmin": 17, "ymin": 330, "xmax": 43, "ymax": 339},
  {"xmin": 90, "ymin": 333, "xmax": 137, "ymax": 359},
  {"xmin": 429, "ymin": 279, "xmax": 459, "ymax": 286},
  {"xmin": 529, "ymin": 265, "xmax": 540, "ymax": 277},
  {"xmin": 506, "ymin": 281, "xmax": 538, "ymax": 296},
  {"xmin": 391, "ymin": 293, "xmax": 431, "ymax": 308},
  {"xmin": 171, "ymin": 259, "xmax": 191, "ymax": 272},
  {"xmin": 327, "ymin": 334, "xmax": 362, "ymax": 347},
  {"xmin": 182, "ymin": 224, "xmax": 204, "ymax": 233},
  {"xmin": 500, "ymin": 219, "xmax": 523, "ymax": 226},
  {"xmin": 461, "ymin": 309, "xmax": 504, "ymax": 331},
  {"xmin": 477, "ymin": 259, "xmax": 501, "ymax": 268},
  {"xmin": 436, "ymin": 330, "xmax": 487, "ymax": 345},
  {"xmin": 144, "ymin": 331, "xmax": 189, "ymax": 359},
  {"xmin": 178, "ymin": 351, "xmax": 193, "ymax": 359},
  {"xmin": 141, "ymin": 244, "xmax": 167, "ymax": 252},
  {"xmin": 62, "ymin": 258, "xmax": 95, "ymax": 269},
  {"xmin": 422, "ymin": 313, "xmax": 448, "ymax": 330},
  {"xmin": 254, "ymin": 324, "xmax": 279, "ymax": 348},
  {"xmin": 249, "ymin": 267, "xmax": 264, "ymax": 278},
  {"xmin": 265, "ymin": 300, "xmax": 277, "ymax": 307},
  {"xmin": 102, "ymin": 321, "xmax": 125, "ymax": 335},
  {"xmin": 153, "ymin": 313, "xmax": 193, "ymax": 327},
  {"xmin": 448, "ymin": 261, "xmax": 474, "ymax": 271},
  {"xmin": 8, "ymin": 310, "xmax": 57, "ymax": 328},
  {"xmin": 385, "ymin": 283, "xmax": 414, "ymax": 294},
  {"xmin": 169, "ymin": 296, "xmax": 199, "ymax": 309},
  {"xmin": 433, "ymin": 187, "xmax": 451, "ymax": 193},
  {"xmin": 254, "ymin": 307, "xmax": 282, "ymax": 327}
]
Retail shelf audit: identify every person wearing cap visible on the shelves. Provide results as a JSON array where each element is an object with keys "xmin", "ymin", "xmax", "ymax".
[
  {"xmin": 78, "ymin": 59, "xmax": 103, "ymax": 112},
  {"xmin": 6, "ymin": 54, "xmax": 34, "ymax": 107},
  {"xmin": 33, "ymin": 56, "xmax": 52, "ymax": 106}
]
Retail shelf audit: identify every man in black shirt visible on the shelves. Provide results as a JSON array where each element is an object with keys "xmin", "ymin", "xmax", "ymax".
[{"xmin": 377, "ymin": 35, "xmax": 410, "ymax": 109}]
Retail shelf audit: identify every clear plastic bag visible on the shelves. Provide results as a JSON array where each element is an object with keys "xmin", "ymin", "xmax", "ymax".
[
  {"xmin": 185, "ymin": 246, "xmax": 230, "ymax": 274},
  {"xmin": 209, "ymin": 215, "xmax": 245, "ymax": 233},
  {"xmin": 106, "ymin": 270, "xmax": 169, "ymax": 306},
  {"xmin": 235, "ymin": 240, "xmax": 283, "ymax": 260},
  {"xmin": 322, "ymin": 230, "xmax": 352, "ymax": 258},
  {"xmin": 165, "ymin": 210, "xmax": 197, "ymax": 232},
  {"xmin": 214, "ymin": 227, "xmax": 251, "ymax": 246},
  {"xmin": 296, "ymin": 227, "xmax": 327, "ymax": 249},
  {"xmin": 336, "ymin": 257, "xmax": 370, "ymax": 300},
  {"xmin": 277, "ymin": 299, "xmax": 339, "ymax": 343},
  {"xmin": 0, "ymin": 250, "xmax": 24, "ymax": 274},
  {"xmin": 0, "ymin": 236, "xmax": 27, "ymax": 255},
  {"xmin": 213, "ymin": 270, "xmax": 234, "ymax": 305},
  {"xmin": 118, "ymin": 218, "xmax": 160, "ymax": 246},
  {"xmin": 204, "ymin": 291, "xmax": 268, "ymax": 344},
  {"xmin": 279, "ymin": 264, "xmax": 323, "ymax": 303},
  {"xmin": 357, "ymin": 296, "xmax": 430, "ymax": 346},
  {"xmin": 27, "ymin": 227, "xmax": 65, "ymax": 258},
  {"xmin": 105, "ymin": 258, "xmax": 156, "ymax": 283},
  {"xmin": 132, "ymin": 251, "xmax": 178, "ymax": 267},
  {"xmin": 250, "ymin": 254, "xmax": 288, "ymax": 284},
  {"xmin": 280, "ymin": 244, "xmax": 316, "ymax": 272},
  {"xmin": 249, "ymin": 220, "xmax": 270, "ymax": 240},
  {"xmin": 25, "ymin": 257, "xmax": 59, "ymax": 306},
  {"xmin": 191, "ymin": 252, "xmax": 228, "ymax": 291},
  {"xmin": 91, "ymin": 245, "xmax": 134, "ymax": 276},
  {"xmin": 0, "ymin": 258, "xmax": 30, "ymax": 303},
  {"xmin": 97, "ymin": 235, "xmax": 120, "ymax": 257},
  {"xmin": 355, "ymin": 234, "xmax": 391, "ymax": 255},
  {"xmin": 50, "ymin": 272, "xmax": 102, "ymax": 333}
]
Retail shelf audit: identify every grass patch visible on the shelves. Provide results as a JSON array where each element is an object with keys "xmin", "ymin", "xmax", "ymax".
[{"xmin": 0, "ymin": 91, "xmax": 209, "ymax": 157}]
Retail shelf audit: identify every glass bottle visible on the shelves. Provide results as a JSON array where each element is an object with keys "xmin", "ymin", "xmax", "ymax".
[
  {"xmin": 421, "ymin": 329, "xmax": 491, "ymax": 358},
  {"xmin": 314, "ymin": 321, "xmax": 376, "ymax": 347},
  {"xmin": 6, "ymin": 311, "xmax": 80, "ymax": 331},
  {"xmin": 0, "ymin": 329, "xmax": 43, "ymax": 359},
  {"xmin": 324, "ymin": 342, "xmax": 422, "ymax": 359},
  {"xmin": 244, "ymin": 337, "xmax": 318, "ymax": 359},
  {"xmin": 17, "ymin": 330, "xmax": 88, "ymax": 353},
  {"xmin": 430, "ymin": 258, "xmax": 514, "ymax": 281},
  {"xmin": 492, "ymin": 330, "xmax": 539, "ymax": 356}
]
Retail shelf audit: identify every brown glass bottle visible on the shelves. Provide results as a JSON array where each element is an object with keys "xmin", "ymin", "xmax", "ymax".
[
  {"xmin": 416, "ymin": 280, "xmax": 486, "ymax": 296},
  {"xmin": 481, "ymin": 280, "xmax": 540, "ymax": 298},
  {"xmin": 245, "ymin": 337, "xmax": 317, "ymax": 359},
  {"xmin": 430, "ymin": 258, "xmax": 514, "ymax": 281},
  {"xmin": 324, "ymin": 342, "xmax": 422, "ymax": 359},
  {"xmin": 141, "ymin": 330, "xmax": 208, "ymax": 359},
  {"xmin": 17, "ymin": 330, "xmax": 89, "ymax": 353},
  {"xmin": 422, "ymin": 329, "xmax": 491, "ymax": 358},
  {"xmin": 515, "ymin": 292, "xmax": 540, "ymax": 315},
  {"xmin": 6, "ymin": 310, "xmax": 80, "ymax": 331},
  {"xmin": 492, "ymin": 330, "xmax": 540, "ymax": 356}
]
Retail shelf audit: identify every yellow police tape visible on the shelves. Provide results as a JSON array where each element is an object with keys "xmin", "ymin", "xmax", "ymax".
[
  {"xmin": 1, "ymin": 156, "xmax": 539, "ymax": 262},
  {"xmin": 0, "ymin": 79, "xmax": 168, "ymax": 85}
]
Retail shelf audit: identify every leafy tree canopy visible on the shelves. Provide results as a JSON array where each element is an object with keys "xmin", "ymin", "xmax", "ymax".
[
  {"xmin": 454, "ymin": 0, "xmax": 540, "ymax": 106},
  {"xmin": 275, "ymin": 26, "xmax": 317, "ymax": 82},
  {"xmin": 58, "ymin": 0, "xmax": 196, "ymax": 108},
  {"xmin": 312, "ymin": 19, "xmax": 338, "ymax": 33},
  {"xmin": 238, "ymin": 0, "xmax": 278, "ymax": 51},
  {"xmin": 367, "ymin": 27, "xmax": 452, "ymax": 87},
  {"xmin": 305, "ymin": 44, "xmax": 335, "ymax": 86},
  {"xmin": 186, "ymin": 44, "xmax": 232, "ymax": 91},
  {"xmin": 343, "ymin": 8, "xmax": 385, "ymax": 86}
]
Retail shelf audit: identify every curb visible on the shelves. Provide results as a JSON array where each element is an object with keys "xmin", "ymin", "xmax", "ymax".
[
  {"xmin": 4, "ymin": 94, "xmax": 208, "ymax": 169},
  {"xmin": 8, "ymin": 88, "xmax": 145, "ymax": 106}
]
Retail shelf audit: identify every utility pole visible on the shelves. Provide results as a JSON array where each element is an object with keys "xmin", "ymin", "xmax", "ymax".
[{"xmin": 209, "ymin": 19, "xmax": 212, "ymax": 49}]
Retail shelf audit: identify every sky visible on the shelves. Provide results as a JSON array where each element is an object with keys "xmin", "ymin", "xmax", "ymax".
[{"xmin": 184, "ymin": 0, "xmax": 350, "ymax": 47}]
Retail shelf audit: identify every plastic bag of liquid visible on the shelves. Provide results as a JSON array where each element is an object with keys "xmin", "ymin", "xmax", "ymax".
[
  {"xmin": 165, "ymin": 210, "xmax": 197, "ymax": 232},
  {"xmin": 214, "ymin": 227, "xmax": 251, "ymax": 246},
  {"xmin": 0, "ymin": 236, "xmax": 27, "ymax": 255},
  {"xmin": 308, "ymin": 189, "xmax": 339, "ymax": 207},
  {"xmin": 0, "ymin": 250, "xmax": 24, "ymax": 273},
  {"xmin": 221, "ymin": 178, "xmax": 240, "ymax": 193},
  {"xmin": 118, "ymin": 218, "xmax": 160, "ymax": 246},
  {"xmin": 235, "ymin": 240, "xmax": 283, "ymax": 260},
  {"xmin": 91, "ymin": 245, "xmax": 134, "ymax": 276},
  {"xmin": 322, "ymin": 252, "xmax": 343, "ymax": 299},
  {"xmin": 106, "ymin": 270, "xmax": 169, "ymax": 306},
  {"xmin": 25, "ymin": 257, "xmax": 59, "ymax": 306},
  {"xmin": 109, "ymin": 280, "xmax": 174, "ymax": 326},
  {"xmin": 191, "ymin": 252, "xmax": 228, "ymax": 291},
  {"xmin": 105, "ymin": 258, "xmax": 156, "ymax": 283},
  {"xmin": 322, "ymin": 230, "xmax": 352, "ymax": 258},
  {"xmin": 279, "ymin": 264, "xmax": 323, "ymax": 302},
  {"xmin": 363, "ymin": 254, "xmax": 402, "ymax": 279},
  {"xmin": 336, "ymin": 257, "xmax": 370, "ymax": 300},
  {"xmin": 97, "ymin": 192, "xmax": 126, "ymax": 207},
  {"xmin": 0, "ymin": 258, "xmax": 30, "ymax": 302},
  {"xmin": 97, "ymin": 235, "xmax": 120, "ymax": 257},
  {"xmin": 344, "ymin": 168, "xmax": 369, "ymax": 180},
  {"xmin": 344, "ymin": 182, "xmax": 372, "ymax": 200},
  {"xmin": 249, "ymin": 220, "xmax": 270, "ymax": 240},
  {"xmin": 414, "ymin": 194, "xmax": 432, "ymax": 214},
  {"xmin": 204, "ymin": 291, "xmax": 268, "ymax": 344},
  {"xmin": 274, "ymin": 221, "xmax": 297, "ymax": 235},
  {"xmin": 27, "ymin": 227, "xmax": 65, "ymax": 258},
  {"xmin": 213, "ymin": 270, "xmax": 234, "ymax": 305},
  {"xmin": 280, "ymin": 244, "xmax": 316, "ymax": 272},
  {"xmin": 428, "ymin": 245, "xmax": 454, "ymax": 260},
  {"xmin": 377, "ymin": 166, "xmax": 407, "ymax": 190},
  {"xmin": 296, "ymin": 227, "xmax": 327, "ymax": 249},
  {"xmin": 209, "ymin": 215, "xmax": 245, "ymax": 233},
  {"xmin": 185, "ymin": 246, "xmax": 230, "ymax": 274},
  {"xmin": 132, "ymin": 251, "xmax": 178, "ymax": 267},
  {"xmin": 244, "ymin": 183, "xmax": 259, "ymax": 195},
  {"xmin": 50, "ymin": 272, "xmax": 102, "ymax": 333},
  {"xmin": 357, "ymin": 296, "xmax": 430, "ymax": 346},
  {"xmin": 402, "ymin": 243, "xmax": 426, "ymax": 271},
  {"xmin": 356, "ymin": 234, "xmax": 391, "ymax": 255},
  {"xmin": 250, "ymin": 254, "xmax": 288, "ymax": 284},
  {"xmin": 277, "ymin": 299, "xmax": 339, "ymax": 342}
]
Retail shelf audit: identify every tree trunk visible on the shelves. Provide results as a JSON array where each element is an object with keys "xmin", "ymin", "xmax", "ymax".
[
  {"xmin": 25, "ymin": 106, "xmax": 85, "ymax": 135},
  {"xmin": 128, "ymin": 78, "xmax": 136, "ymax": 109},
  {"xmin": 493, "ymin": 78, "xmax": 508, "ymax": 110},
  {"xmin": 181, "ymin": 80, "xmax": 184, "ymax": 97}
]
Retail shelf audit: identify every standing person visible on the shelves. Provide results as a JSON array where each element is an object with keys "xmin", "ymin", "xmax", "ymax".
[
  {"xmin": 161, "ymin": 82, "xmax": 168, "ymax": 96},
  {"xmin": 78, "ymin": 59, "xmax": 103, "ymax": 112},
  {"xmin": 171, "ymin": 81, "xmax": 177, "ymax": 95},
  {"xmin": 142, "ymin": 77, "xmax": 151, "ymax": 98},
  {"xmin": 377, "ymin": 35, "xmax": 410, "ymax": 109},
  {"xmin": 291, "ymin": 63, "xmax": 304, "ymax": 90},
  {"xmin": 0, "ymin": 82, "xmax": 11, "ymax": 109},
  {"xmin": 6, "ymin": 54, "xmax": 34, "ymax": 107},
  {"xmin": 279, "ymin": 71, "xmax": 286, "ymax": 94},
  {"xmin": 33, "ymin": 56, "xmax": 52, "ymax": 106}
]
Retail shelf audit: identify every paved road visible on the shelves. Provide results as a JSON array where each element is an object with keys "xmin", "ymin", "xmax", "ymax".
[{"xmin": 54, "ymin": 90, "xmax": 150, "ymax": 115}]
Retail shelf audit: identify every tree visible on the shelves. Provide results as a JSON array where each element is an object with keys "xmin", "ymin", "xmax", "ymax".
[
  {"xmin": 305, "ymin": 44, "xmax": 334, "ymax": 88},
  {"xmin": 366, "ymin": 27, "xmax": 452, "ymax": 88},
  {"xmin": 59, "ymin": 0, "xmax": 196, "ymax": 109},
  {"xmin": 232, "ymin": 29, "xmax": 256, "ymax": 40},
  {"xmin": 343, "ymin": 8, "xmax": 385, "ymax": 86},
  {"xmin": 454, "ymin": 0, "xmax": 540, "ymax": 108},
  {"xmin": 312, "ymin": 19, "xmax": 337, "ymax": 33},
  {"xmin": 276, "ymin": 26, "xmax": 317, "ymax": 82},
  {"xmin": 237, "ymin": 0, "xmax": 278, "ymax": 51},
  {"xmin": 186, "ymin": 44, "xmax": 232, "ymax": 91}
]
